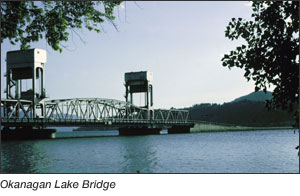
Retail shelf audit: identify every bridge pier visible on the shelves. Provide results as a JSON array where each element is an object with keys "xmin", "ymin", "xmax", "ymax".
[
  {"xmin": 1, "ymin": 127, "xmax": 56, "ymax": 141},
  {"xmin": 168, "ymin": 125, "xmax": 193, "ymax": 134},
  {"xmin": 118, "ymin": 126, "xmax": 162, "ymax": 136}
]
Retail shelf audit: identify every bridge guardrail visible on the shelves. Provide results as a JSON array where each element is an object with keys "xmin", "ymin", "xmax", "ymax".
[{"xmin": 1, "ymin": 117, "xmax": 194, "ymax": 125}]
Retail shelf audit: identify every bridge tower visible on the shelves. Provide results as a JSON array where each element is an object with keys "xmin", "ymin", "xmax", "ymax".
[
  {"xmin": 124, "ymin": 71, "xmax": 154, "ymax": 119},
  {"xmin": 6, "ymin": 48, "xmax": 47, "ymax": 118}
]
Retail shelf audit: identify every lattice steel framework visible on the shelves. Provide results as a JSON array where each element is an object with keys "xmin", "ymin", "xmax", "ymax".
[{"xmin": 1, "ymin": 98, "xmax": 190, "ymax": 125}]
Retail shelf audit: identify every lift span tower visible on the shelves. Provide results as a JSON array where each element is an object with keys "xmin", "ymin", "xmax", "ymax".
[{"xmin": 1, "ymin": 49, "xmax": 194, "ymax": 139}]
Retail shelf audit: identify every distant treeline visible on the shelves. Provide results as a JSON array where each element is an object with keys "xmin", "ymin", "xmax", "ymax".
[{"xmin": 185, "ymin": 100, "xmax": 294, "ymax": 127}]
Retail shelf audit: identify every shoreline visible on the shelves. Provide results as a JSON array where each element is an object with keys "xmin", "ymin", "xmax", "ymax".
[{"xmin": 190, "ymin": 122, "xmax": 296, "ymax": 133}]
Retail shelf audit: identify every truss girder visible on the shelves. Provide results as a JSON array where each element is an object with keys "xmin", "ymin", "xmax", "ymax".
[
  {"xmin": 1, "ymin": 99, "xmax": 33, "ymax": 120},
  {"xmin": 43, "ymin": 98, "xmax": 150, "ymax": 121},
  {"xmin": 1, "ymin": 98, "xmax": 191, "ymax": 124}
]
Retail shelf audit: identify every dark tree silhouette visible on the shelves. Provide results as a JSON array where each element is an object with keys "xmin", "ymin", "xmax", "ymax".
[
  {"xmin": 1, "ymin": 1, "xmax": 122, "ymax": 52},
  {"xmin": 221, "ymin": 1, "xmax": 299, "ymax": 127}
]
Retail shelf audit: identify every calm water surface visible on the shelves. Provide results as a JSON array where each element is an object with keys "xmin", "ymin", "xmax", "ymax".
[{"xmin": 1, "ymin": 129, "xmax": 299, "ymax": 173}]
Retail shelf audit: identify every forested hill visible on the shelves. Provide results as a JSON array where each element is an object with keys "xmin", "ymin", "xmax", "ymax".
[
  {"xmin": 232, "ymin": 91, "xmax": 273, "ymax": 102},
  {"xmin": 185, "ymin": 91, "xmax": 294, "ymax": 127}
]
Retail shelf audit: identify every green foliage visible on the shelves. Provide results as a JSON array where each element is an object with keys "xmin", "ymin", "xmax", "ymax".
[
  {"xmin": 221, "ymin": 1, "xmax": 299, "ymax": 126},
  {"xmin": 1, "ymin": 1, "xmax": 122, "ymax": 52}
]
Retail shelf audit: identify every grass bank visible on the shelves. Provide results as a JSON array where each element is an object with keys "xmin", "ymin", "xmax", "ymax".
[{"xmin": 190, "ymin": 122, "xmax": 294, "ymax": 133}]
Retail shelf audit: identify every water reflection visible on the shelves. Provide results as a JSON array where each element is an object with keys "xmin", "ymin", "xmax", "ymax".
[
  {"xmin": 119, "ymin": 136, "xmax": 158, "ymax": 173},
  {"xmin": 1, "ymin": 130, "xmax": 298, "ymax": 173},
  {"xmin": 1, "ymin": 140, "xmax": 51, "ymax": 173}
]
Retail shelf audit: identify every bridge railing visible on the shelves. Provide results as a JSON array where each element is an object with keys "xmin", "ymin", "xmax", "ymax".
[{"xmin": 1, "ymin": 118, "xmax": 192, "ymax": 126}]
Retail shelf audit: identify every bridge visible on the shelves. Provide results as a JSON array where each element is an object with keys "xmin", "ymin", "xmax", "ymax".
[{"xmin": 1, "ymin": 49, "xmax": 194, "ymax": 139}]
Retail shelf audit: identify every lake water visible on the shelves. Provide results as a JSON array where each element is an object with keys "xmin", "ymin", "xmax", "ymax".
[{"xmin": 1, "ymin": 129, "xmax": 299, "ymax": 173}]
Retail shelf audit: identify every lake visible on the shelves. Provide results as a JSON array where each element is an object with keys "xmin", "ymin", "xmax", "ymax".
[{"xmin": 1, "ymin": 129, "xmax": 299, "ymax": 173}]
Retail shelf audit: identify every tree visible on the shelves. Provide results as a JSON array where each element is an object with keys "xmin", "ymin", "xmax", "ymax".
[
  {"xmin": 1, "ymin": 1, "xmax": 122, "ymax": 52},
  {"xmin": 221, "ymin": 1, "xmax": 299, "ymax": 127}
]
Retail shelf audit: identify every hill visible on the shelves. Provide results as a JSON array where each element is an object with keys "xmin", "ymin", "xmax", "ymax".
[
  {"xmin": 185, "ymin": 91, "xmax": 293, "ymax": 127},
  {"xmin": 232, "ymin": 90, "xmax": 272, "ymax": 102}
]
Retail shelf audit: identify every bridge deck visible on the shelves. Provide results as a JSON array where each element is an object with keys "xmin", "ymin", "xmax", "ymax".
[{"xmin": 1, "ymin": 118, "xmax": 193, "ymax": 128}]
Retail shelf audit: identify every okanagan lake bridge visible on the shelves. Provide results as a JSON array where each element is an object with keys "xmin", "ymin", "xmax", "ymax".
[{"xmin": 1, "ymin": 49, "xmax": 194, "ymax": 139}]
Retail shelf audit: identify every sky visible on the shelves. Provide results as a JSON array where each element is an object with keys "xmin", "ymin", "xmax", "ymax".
[{"xmin": 1, "ymin": 1, "xmax": 266, "ymax": 109}]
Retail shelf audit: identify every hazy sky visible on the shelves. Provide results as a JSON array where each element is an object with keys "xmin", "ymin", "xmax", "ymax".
[{"xmin": 1, "ymin": 1, "xmax": 265, "ymax": 109}]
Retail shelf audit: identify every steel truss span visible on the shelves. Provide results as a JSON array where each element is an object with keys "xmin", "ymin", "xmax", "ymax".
[{"xmin": 1, "ymin": 98, "xmax": 191, "ymax": 127}]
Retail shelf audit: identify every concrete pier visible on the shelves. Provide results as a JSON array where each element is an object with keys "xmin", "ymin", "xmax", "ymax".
[
  {"xmin": 168, "ymin": 125, "xmax": 192, "ymax": 134},
  {"xmin": 1, "ymin": 127, "xmax": 56, "ymax": 141},
  {"xmin": 118, "ymin": 126, "xmax": 162, "ymax": 136}
]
